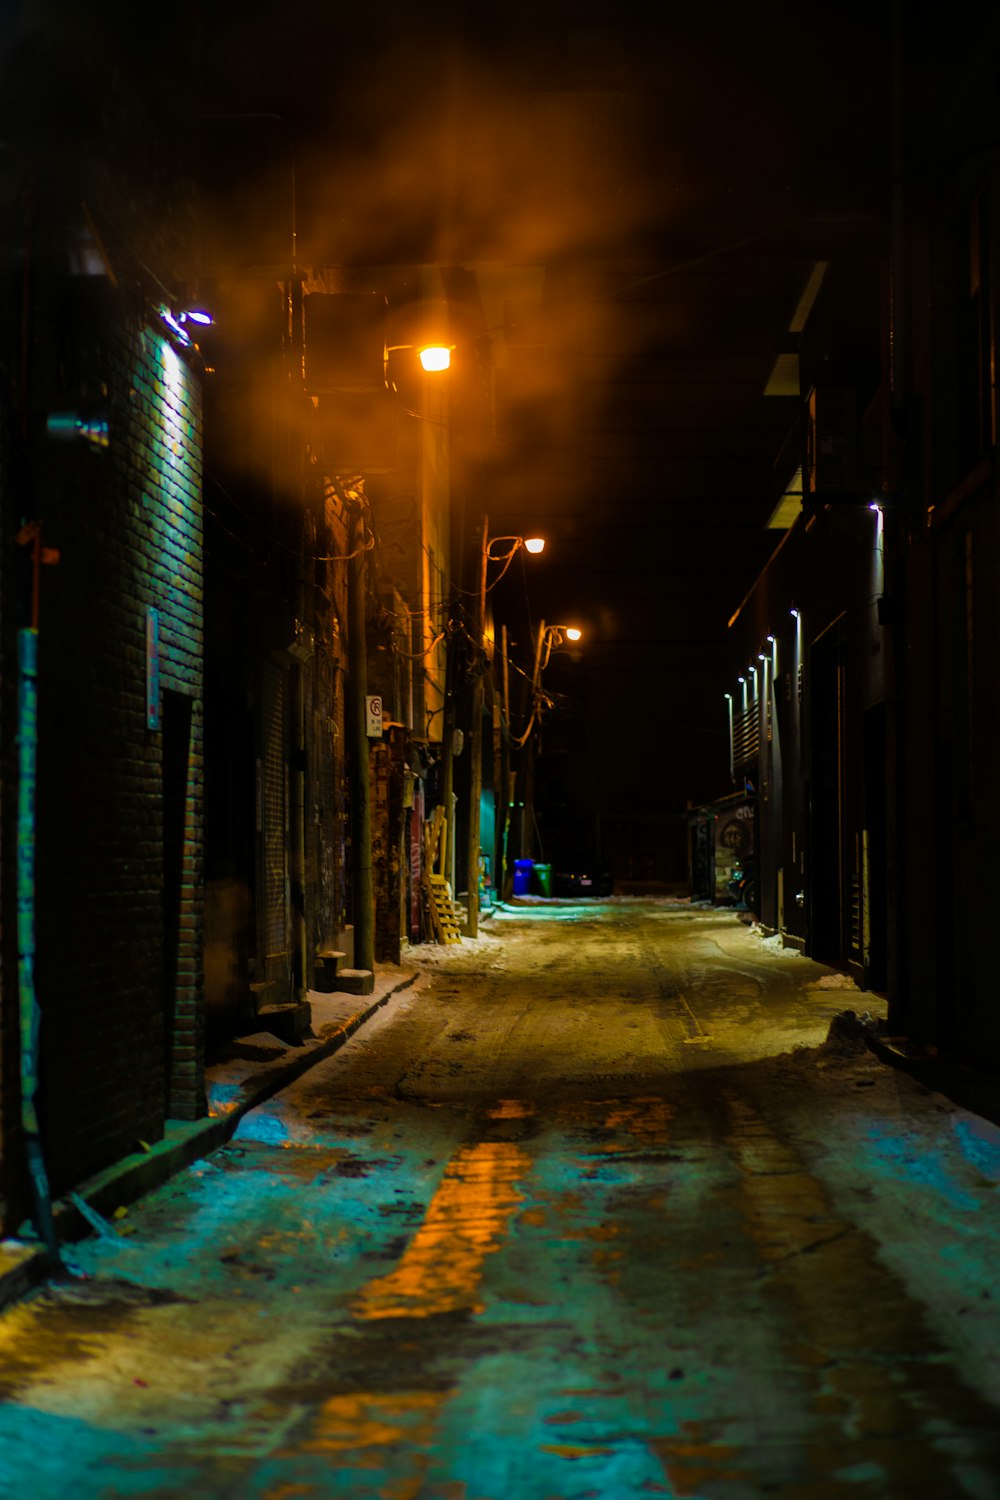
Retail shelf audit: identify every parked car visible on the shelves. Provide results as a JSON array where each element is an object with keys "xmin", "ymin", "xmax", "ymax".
[{"xmin": 550, "ymin": 853, "xmax": 615, "ymax": 898}]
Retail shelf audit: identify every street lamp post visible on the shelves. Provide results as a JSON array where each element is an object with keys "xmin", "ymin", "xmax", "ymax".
[
  {"xmin": 465, "ymin": 523, "xmax": 545, "ymax": 937},
  {"xmin": 518, "ymin": 621, "xmax": 584, "ymax": 866}
]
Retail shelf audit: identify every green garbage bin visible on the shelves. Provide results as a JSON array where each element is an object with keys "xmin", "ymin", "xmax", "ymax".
[{"xmin": 534, "ymin": 862, "xmax": 552, "ymax": 896}]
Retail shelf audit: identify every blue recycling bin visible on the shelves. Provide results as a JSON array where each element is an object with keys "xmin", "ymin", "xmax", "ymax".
[{"xmin": 513, "ymin": 858, "xmax": 534, "ymax": 895}]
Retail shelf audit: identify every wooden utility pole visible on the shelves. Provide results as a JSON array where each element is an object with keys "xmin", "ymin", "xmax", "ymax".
[
  {"xmin": 465, "ymin": 515, "xmax": 489, "ymax": 936},
  {"xmin": 347, "ymin": 497, "xmax": 375, "ymax": 973}
]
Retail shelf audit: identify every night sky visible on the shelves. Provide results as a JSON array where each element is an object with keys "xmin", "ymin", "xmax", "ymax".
[{"xmin": 4, "ymin": 0, "xmax": 899, "ymax": 866}]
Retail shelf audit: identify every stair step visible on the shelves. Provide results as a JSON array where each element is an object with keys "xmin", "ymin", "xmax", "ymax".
[
  {"xmin": 256, "ymin": 1000, "xmax": 312, "ymax": 1044},
  {"xmin": 333, "ymin": 968, "xmax": 375, "ymax": 997},
  {"xmin": 313, "ymin": 950, "xmax": 348, "ymax": 993}
]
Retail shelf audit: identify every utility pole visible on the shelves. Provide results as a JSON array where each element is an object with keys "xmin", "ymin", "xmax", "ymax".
[
  {"xmin": 347, "ymin": 494, "xmax": 375, "ymax": 973},
  {"xmin": 495, "ymin": 623, "xmax": 511, "ymax": 902},
  {"xmin": 519, "ymin": 619, "xmax": 546, "ymax": 862},
  {"xmin": 465, "ymin": 515, "xmax": 489, "ymax": 936}
]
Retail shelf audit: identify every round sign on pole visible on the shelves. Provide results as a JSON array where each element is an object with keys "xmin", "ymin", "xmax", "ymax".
[{"xmin": 365, "ymin": 694, "xmax": 383, "ymax": 738}]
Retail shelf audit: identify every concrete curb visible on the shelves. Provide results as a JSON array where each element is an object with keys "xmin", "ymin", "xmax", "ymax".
[{"xmin": 0, "ymin": 970, "xmax": 418, "ymax": 1311}]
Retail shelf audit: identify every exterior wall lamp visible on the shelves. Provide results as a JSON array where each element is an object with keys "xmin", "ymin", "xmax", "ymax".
[{"xmin": 159, "ymin": 305, "xmax": 214, "ymax": 349}]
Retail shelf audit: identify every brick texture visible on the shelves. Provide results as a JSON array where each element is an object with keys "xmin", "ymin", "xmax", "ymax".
[{"xmin": 30, "ymin": 292, "xmax": 205, "ymax": 1200}]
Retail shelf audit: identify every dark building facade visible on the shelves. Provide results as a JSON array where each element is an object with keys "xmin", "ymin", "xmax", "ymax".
[
  {"xmin": 719, "ymin": 16, "xmax": 1000, "ymax": 1070},
  {"xmin": 1, "ymin": 184, "xmax": 206, "ymax": 1232}
]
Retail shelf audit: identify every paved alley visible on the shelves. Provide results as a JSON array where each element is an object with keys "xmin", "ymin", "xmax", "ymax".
[{"xmin": 1, "ymin": 898, "xmax": 1000, "ymax": 1498}]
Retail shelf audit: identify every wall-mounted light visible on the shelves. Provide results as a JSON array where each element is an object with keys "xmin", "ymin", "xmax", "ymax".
[
  {"xmin": 159, "ymin": 304, "xmax": 215, "ymax": 351},
  {"xmin": 159, "ymin": 307, "xmax": 191, "ymax": 347}
]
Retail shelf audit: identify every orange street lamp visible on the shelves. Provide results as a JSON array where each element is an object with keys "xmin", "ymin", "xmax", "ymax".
[
  {"xmin": 466, "ymin": 521, "xmax": 546, "ymax": 937},
  {"xmin": 418, "ymin": 344, "xmax": 453, "ymax": 371},
  {"xmin": 385, "ymin": 343, "xmax": 453, "ymax": 372}
]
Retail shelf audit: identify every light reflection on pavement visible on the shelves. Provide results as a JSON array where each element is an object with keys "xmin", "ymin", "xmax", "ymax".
[{"xmin": 2, "ymin": 900, "xmax": 1000, "ymax": 1498}]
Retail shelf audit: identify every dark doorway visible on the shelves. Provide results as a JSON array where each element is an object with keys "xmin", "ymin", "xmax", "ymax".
[{"xmin": 162, "ymin": 690, "xmax": 193, "ymax": 1117}]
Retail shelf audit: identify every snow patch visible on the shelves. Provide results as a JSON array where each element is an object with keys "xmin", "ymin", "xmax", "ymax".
[{"xmin": 750, "ymin": 928, "xmax": 802, "ymax": 958}]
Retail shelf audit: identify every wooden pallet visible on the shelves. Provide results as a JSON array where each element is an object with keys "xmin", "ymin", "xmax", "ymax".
[
  {"xmin": 423, "ymin": 871, "xmax": 463, "ymax": 944},
  {"xmin": 419, "ymin": 805, "xmax": 463, "ymax": 944}
]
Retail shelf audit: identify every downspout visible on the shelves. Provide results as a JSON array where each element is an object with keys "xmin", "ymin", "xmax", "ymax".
[
  {"xmin": 11, "ymin": 188, "xmax": 61, "ymax": 1265},
  {"xmin": 14, "ymin": 534, "xmax": 62, "ymax": 1268},
  {"xmin": 289, "ymin": 656, "xmax": 308, "ymax": 1001}
]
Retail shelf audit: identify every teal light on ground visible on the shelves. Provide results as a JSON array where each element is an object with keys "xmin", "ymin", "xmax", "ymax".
[{"xmin": 491, "ymin": 903, "xmax": 598, "ymax": 922}]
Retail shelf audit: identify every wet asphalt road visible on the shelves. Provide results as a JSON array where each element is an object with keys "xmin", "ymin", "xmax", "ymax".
[{"xmin": 2, "ymin": 898, "xmax": 1000, "ymax": 1498}]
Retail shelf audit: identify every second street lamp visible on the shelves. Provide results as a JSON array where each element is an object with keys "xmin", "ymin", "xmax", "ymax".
[
  {"xmin": 465, "ymin": 522, "xmax": 545, "ymax": 937},
  {"xmin": 518, "ymin": 621, "xmax": 585, "ymax": 872}
]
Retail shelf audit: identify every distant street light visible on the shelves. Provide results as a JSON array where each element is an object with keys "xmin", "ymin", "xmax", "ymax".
[
  {"xmin": 465, "ymin": 521, "xmax": 546, "ymax": 937},
  {"xmin": 386, "ymin": 342, "xmax": 453, "ymax": 372},
  {"xmin": 516, "ymin": 620, "xmax": 585, "ymax": 873}
]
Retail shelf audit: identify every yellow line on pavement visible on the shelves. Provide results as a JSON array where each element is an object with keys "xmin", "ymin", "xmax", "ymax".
[{"xmin": 353, "ymin": 1141, "xmax": 530, "ymax": 1320}]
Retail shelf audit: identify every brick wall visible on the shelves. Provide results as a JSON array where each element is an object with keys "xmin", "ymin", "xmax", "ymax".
[{"xmin": 33, "ymin": 291, "xmax": 204, "ymax": 1198}]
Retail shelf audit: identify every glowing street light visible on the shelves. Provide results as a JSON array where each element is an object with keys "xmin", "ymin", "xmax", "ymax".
[
  {"xmin": 386, "ymin": 342, "xmax": 453, "ymax": 373},
  {"xmin": 465, "ymin": 521, "xmax": 547, "ymax": 938},
  {"xmin": 418, "ymin": 344, "xmax": 452, "ymax": 372}
]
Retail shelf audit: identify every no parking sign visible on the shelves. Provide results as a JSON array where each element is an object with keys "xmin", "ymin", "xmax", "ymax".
[{"xmin": 365, "ymin": 694, "xmax": 383, "ymax": 738}]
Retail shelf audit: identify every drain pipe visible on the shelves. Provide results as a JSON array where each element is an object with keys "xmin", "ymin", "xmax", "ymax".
[
  {"xmin": 15, "ymin": 615, "xmax": 62, "ymax": 1268},
  {"xmin": 12, "ymin": 191, "xmax": 62, "ymax": 1267}
]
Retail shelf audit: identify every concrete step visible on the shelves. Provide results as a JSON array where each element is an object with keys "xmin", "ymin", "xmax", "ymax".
[
  {"xmin": 332, "ymin": 968, "xmax": 374, "ymax": 997},
  {"xmin": 256, "ymin": 1000, "xmax": 312, "ymax": 1044},
  {"xmin": 313, "ymin": 950, "xmax": 347, "ymax": 993}
]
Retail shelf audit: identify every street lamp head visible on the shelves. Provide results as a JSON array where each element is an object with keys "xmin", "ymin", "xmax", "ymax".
[
  {"xmin": 418, "ymin": 345, "xmax": 452, "ymax": 372},
  {"xmin": 564, "ymin": 627, "xmax": 582, "ymax": 642},
  {"xmin": 523, "ymin": 536, "xmax": 545, "ymax": 555}
]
